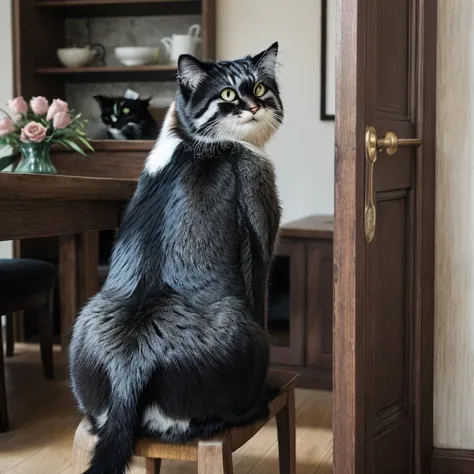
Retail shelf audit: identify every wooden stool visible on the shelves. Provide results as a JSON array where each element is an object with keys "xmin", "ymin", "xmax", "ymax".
[{"xmin": 71, "ymin": 370, "xmax": 298, "ymax": 474}]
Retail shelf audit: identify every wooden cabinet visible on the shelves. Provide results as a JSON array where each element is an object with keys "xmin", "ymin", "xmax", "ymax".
[{"xmin": 269, "ymin": 216, "xmax": 334, "ymax": 390}]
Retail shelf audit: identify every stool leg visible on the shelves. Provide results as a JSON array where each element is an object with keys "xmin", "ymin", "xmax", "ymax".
[
  {"xmin": 5, "ymin": 313, "xmax": 14, "ymax": 357},
  {"xmin": 276, "ymin": 388, "xmax": 296, "ymax": 474},
  {"xmin": 146, "ymin": 458, "xmax": 162, "ymax": 473},
  {"xmin": 0, "ymin": 323, "xmax": 9, "ymax": 432},
  {"xmin": 198, "ymin": 432, "xmax": 233, "ymax": 474},
  {"xmin": 38, "ymin": 291, "xmax": 54, "ymax": 380}
]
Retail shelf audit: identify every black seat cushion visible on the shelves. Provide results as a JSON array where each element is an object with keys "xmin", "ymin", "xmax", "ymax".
[{"xmin": 0, "ymin": 258, "xmax": 55, "ymax": 303}]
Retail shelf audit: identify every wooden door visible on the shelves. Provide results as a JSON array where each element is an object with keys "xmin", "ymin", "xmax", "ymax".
[{"xmin": 334, "ymin": 0, "xmax": 436, "ymax": 473}]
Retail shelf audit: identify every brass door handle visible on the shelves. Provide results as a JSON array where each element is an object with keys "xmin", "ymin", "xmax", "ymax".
[{"xmin": 364, "ymin": 126, "xmax": 422, "ymax": 243}]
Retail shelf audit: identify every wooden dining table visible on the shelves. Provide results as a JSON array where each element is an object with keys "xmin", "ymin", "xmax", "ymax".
[{"xmin": 0, "ymin": 172, "xmax": 137, "ymax": 349}]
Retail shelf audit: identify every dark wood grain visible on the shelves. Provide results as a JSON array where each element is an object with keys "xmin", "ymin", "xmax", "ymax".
[
  {"xmin": 0, "ymin": 174, "xmax": 135, "ymax": 351},
  {"xmin": 52, "ymin": 150, "xmax": 145, "ymax": 179},
  {"xmin": 201, "ymin": 0, "xmax": 216, "ymax": 60},
  {"xmin": 0, "ymin": 200, "xmax": 125, "ymax": 241},
  {"xmin": 270, "ymin": 240, "xmax": 306, "ymax": 367},
  {"xmin": 432, "ymin": 448, "xmax": 474, "ymax": 474},
  {"xmin": 77, "ymin": 232, "xmax": 99, "ymax": 308},
  {"xmin": 306, "ymin": 241, "xmax": 333, "ymax": 373},
  {"xmin": 333, "ymin": 0, "xmax": 368, "ymax": 472},
  {"xmin": 0, "ymin": 174, "xmax": 137, "ymax": 202},
  {"xmin": 415, "ymin": 1, "xmax": 437, "ymax": 473},
  {"xmin": 59, "ymin": 235, "xmax": 77, "ymax": 349},
  {"xmin": 13, "ymin": 0, "xmax": 65, "ymax": 100},
  {"xmin": 276, "ymin": 388, "xmax": 296, "ymax": 474},
  {"xmin": 271, "ymin": 364, "xmax": 332, "ymax": 391},
  {"xmin": 280, "ymin": 215, "xmax": 334, "ymax": 240},
  {"xmin": 35, "ymin": 0, "xmax": 201, "ymax": 17},
  {"xmin": 38, "ymin": 292, "xmax": 55, "ymax": 379},
  {"xmin": 35, "ymin": 66, "xmax": 177, "ymax": 83},
  {"xmin": 334, "ymin": 0, "xmax": 437, "ymax": 473}
]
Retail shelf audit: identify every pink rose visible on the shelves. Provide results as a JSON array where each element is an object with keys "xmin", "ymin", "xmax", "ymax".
[
  {"xmin": 0, "ymin": 117, "xmax": 15, "ymax": 137},
  {"xmin": 8, "ymin": 96, "xmax": 28, "ymax": 116},
  {"xmin": 53, "ymin": 111, "xmax": 72, "ymax": 130},
  {"xmin": 47, "ymin": 99, "xmax": 69, "ymax": 121},
  {"xmin": 30, "ymin": 96, "xmax": 49, "ymax": 116},
  {"xmin": 21, "ymin": 121, "xmax": 47, "ymax": 143}
]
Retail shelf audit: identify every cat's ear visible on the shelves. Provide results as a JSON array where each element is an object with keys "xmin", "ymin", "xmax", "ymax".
[
  {"xmin": 139, "ymin": 97, "xmax": 152, "ymax": 107},
  {"xmin": 93, "ymin": 95, "xmax": 107, "ymax": 108},
  {"xmin": 177, "ymin": 54, "xmax": 208, "ymax": 90},
  {"xmin": 252, "ymin": 42, "xmax": 279, "ymax": 74}
]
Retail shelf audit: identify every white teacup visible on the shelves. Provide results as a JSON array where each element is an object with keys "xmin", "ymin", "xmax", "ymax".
[
  {"xmin": 161, "ymin": 24, "xmax": 202, "ymax": 63},
  {"xmin": 57, "ymin": 44, "xmax": 105, "ymax": 68}
]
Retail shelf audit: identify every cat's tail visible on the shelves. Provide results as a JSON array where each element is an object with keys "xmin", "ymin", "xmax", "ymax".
[{"xmin": 83, "ymin": 397, "xmax": 139, "ymax": 474}]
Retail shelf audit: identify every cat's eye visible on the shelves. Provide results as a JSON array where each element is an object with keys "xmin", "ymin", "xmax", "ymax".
[
  {"xmin": 122, "ymin": 108, "xmax": 131, "ymax": 115},
  {"xmin": 254, "ymin": 83, "xmax": 266, "ymax": 97},
  {"xmin": 220, "ymin": 88, "xmax": 237, "ymax": 102}
]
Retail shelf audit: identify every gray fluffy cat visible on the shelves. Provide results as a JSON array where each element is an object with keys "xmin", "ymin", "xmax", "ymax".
[{"xmin": 69, "ymin": 42, "xmax": 284, "ymax": 474}]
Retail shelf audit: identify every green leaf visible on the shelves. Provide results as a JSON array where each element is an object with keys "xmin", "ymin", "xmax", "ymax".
[
  {"xmin": 74, "ymin": 135, "xmax": 95, "ymax": 152},
  {"xmin": 0, "ymin": 152, "xmax": 19, "ymax": 171},
  {"xmin": 55, "ymin": 139, "xmax": 72, "ymax": 151},
  {"xmin": 61, "ymin": 138, "xmax": 87, "ymax": 156}
]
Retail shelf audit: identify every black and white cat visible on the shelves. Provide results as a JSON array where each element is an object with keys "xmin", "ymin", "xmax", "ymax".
[
  {"xmin": 69, "ymin": 42, "xmax": 284, "ymax": 474},
  {"xmin": 94, "ymin": 95, "xmax": 159, "ymax": 140}
]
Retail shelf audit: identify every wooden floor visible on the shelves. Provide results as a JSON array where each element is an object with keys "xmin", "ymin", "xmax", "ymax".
[{"xmin": 0, "ymin": 344, "xmax": 333, "ymax": 474}]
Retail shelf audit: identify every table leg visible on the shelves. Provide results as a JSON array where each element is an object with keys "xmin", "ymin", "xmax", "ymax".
[
  {"xmin": 59, "ymin": 234, "xmax": 77, "ymax": 351},
  {"xmin": 77, "ymin": 231, "xmax": 99, "ymax": 308},
  {"xmin": 59, "ymin": 232, "xmax": 100, "ymax": 354}
]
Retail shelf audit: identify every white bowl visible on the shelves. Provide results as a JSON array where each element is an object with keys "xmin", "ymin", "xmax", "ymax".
[
  {"xmin": 57, "ymin": 47, "xmax": 95, "ymax": 68},
  {"xmin": 114, "ymin": 47, "xmax": 159, "ymax": 66}
]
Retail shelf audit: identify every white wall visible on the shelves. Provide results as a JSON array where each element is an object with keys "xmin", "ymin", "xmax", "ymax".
[
  {"xmin": 216, "ymin": 0, "xmax": 335, "ymax": 223},
  {"xmin": 434, "ymin": 0, "xmax": 474, "ymax": 450},
  {"xmin": 0, "ymin": 0, "xmax": 12, "ymax": 259}
]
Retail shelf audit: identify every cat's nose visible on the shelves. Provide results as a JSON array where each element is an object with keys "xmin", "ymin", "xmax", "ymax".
[{"xmin": 249, "ymin": 104, "xmax": 261, "ymax": 114}]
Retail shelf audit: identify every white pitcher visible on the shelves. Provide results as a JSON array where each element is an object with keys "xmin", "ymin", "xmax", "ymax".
[{"xmin": 161, "ymin": 24, "xmax": 202, "ymax": 63}]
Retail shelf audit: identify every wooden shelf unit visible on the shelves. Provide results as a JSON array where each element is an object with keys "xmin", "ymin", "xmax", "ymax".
[
  {"xmin": 35, "ymin": 0, "xmax": 202, "ymax": 17},
  {"xmin": 12, "ymin": 0, "xmax": 216, "ymax": 345},
  {"xmin": 13, "ymin": 0, "xmax": 216, "ymax": 149},
  {"xmin": 35, "ymin": 65, "xmax": 178, "ymax": 83}
]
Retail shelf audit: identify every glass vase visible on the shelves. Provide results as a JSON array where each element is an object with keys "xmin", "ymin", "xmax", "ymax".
[{"xmin": 15, "ymin": 142, "xmax": 57, "ymax": 174}]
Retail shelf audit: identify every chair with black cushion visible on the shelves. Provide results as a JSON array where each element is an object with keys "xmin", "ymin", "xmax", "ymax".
[{"xmin": 0, "ymin": 258, "xmax": 55, "ymax": 432}]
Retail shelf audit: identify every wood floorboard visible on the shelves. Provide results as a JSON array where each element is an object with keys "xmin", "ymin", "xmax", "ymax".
[{"xmin": 0, "ymin": 344, "xmax": 333, "ymax": 473}]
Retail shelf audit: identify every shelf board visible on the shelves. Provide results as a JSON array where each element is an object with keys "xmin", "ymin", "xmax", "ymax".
[
  {"xmin": 90, "ymin": 140, "xmax": 154, "ymax": 152},
  {"xmin": 35, "ymin": 65, "xmax": 177, "ymax": 83},
  {"xmin": 35, "ymin": 0, "xmax": 201, "ymax": 17}
]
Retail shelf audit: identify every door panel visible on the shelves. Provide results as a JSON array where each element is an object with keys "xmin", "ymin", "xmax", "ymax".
[
  {"xmin": 375, "ymin": 0, "xmax": 410, "ymax": 116},
  {"xmin": 334, "ymin": 0, "xmax": 436, "ymax": 471},
  {"xmin": 306, "ymin": 241, "xmax": 333, "ymax": 370},
  {"xmin": 367, "ymin": 193, "xmax": 414, "ymax": 471}
]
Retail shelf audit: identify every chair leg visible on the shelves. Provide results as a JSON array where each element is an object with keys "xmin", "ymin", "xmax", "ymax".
[
  {"xmin": 145, "ymin": 458, "xmax": 162, "ymax": 474},
  {"xmin": 38, "ymin": 291, "xmax": 54, "ymax": 380},
  {"xmin": 5, "ymin": 313, "xmax": 14, "ymax": 357},
  {"xmin": 276, "ymin": 388, "xmax": 296, "ymax": 474},
  {"xmin": 0, "ymin": 323, "xmax": 9, "ymax": 432},
  {"xmin": 71, "ymin": 420, "xmax": 93, "ymax": 474},
  {"xmin": 198, "ymin": 432, "xmax": 233, "ymax": 474}
]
